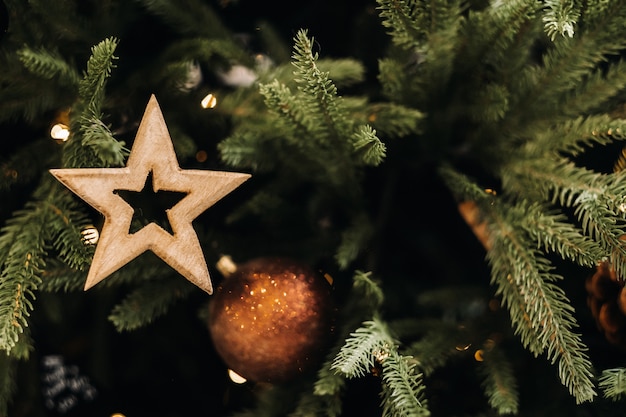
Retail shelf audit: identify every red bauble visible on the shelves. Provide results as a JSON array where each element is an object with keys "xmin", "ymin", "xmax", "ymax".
[{"xmin": 208, "ymin": 257, "xmax": 336, "ymax": 383}]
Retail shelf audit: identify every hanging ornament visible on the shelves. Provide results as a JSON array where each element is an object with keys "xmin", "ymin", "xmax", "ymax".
[
  {"xmin": 216, "ymin": 64, "xmax": 258, "ymax": 88},
  {"xmin": 177, "ymin": 60, "xmax": 203, "ymax": 92},
  {"xmin": 40, "ymin": 354, "xmax": 98, "ymax": 414},
  {"xmin": 49, "ymin": 95, "xmax": 250, "ymax": 293},
  {"xmin": 585, "ymin": 261, "xmax": 626, "ymax": 348},
  {"xmin": 208, "ymin": 256, "xmax": 336, "ymax": 383}
]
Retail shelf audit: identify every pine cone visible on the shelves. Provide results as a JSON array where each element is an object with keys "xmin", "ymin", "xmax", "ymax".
[{"xmin": 586, "ymin": 261, "xmax": 626, "ymax": 348}]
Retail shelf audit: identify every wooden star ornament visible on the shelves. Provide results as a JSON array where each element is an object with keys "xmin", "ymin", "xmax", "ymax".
[{"xmin": 50, "ymin": 95, "xmax": 251, "ymax": 294}]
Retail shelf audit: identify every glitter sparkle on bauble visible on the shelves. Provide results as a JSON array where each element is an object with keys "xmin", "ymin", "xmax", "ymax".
[{"xmin": 207, "ymin": 257, "xmax": 336, "ymax": 383}]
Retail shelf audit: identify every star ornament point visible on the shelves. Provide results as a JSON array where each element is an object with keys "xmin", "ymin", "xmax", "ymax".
[{"xmin": 50, "ymin": 95, "xmax": 251, "ymax": 294}]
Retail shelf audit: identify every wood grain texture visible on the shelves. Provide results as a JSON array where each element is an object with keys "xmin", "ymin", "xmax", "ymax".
[{"xmin": 50, "ymin": 95, "xmax": 251, "ymax": 294}]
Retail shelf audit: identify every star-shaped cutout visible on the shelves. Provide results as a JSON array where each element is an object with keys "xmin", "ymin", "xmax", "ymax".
[{"xmin": 50, "ymin": 95, "xmax": 251, "ymax": 294}]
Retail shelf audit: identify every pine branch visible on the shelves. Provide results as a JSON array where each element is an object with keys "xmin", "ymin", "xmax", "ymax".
[
  {"xmin": 233, "ymin": 30, "xmax": 385, "ymax": 179},
  {"xmin": 560, "ymin": 61, "xmax": 626, "ymax": 117},
  {"xmin": 380, "ymin": 349, "xmax": 429, "ymax": 417},
  {"xmin": 0, "ymin": 202, "xmax": 49, "ymax": 353},
  {"xmin": 0, "ymin": 52, "xmax": 73, "ymax": 123},
  {"xmin": 352, "ymin": 125, "xmax": 386, "ymax": 166},
  {"xmin": 507, "ymin": 156, "xmax": 626, "ymax": 276},
  {"xmin": 108, "ymin": 278, "xmax": 195, "ymax": 331},
  {"xmin": 365, "ymin": 103, "xmax": 424, "ymax": 138},
  {"xmin": 38, "ymin": 258, "xmax": 89, "ymax": 293},
  {"xmin": 377, "ymin": 58, "xmax": 421, "ymax": 105},
  {"xmin": 333, "ymin": 316, "xmax": 430, "ymax": 416},
  {"xmin": 17, "ymin": 47, "xmax": 81, "ymax": 87},
  {"xmin": 217, "ymin": 131, "xmax": 270, "ymax": 171},
  {"xmin": 59, "ymin": 37, "xmax": 127, "ymax": 170},
  {"xmin": 443, "ymin": 166, "xmax": 600, "ymax": 403},
  {"xmin": 352, "ymin": 270, "xmax": 386, "ymax": 310},
  {"xmin": 377, "ymin": 0, "xmax": 464, "ymax": 94},
  {"xmin": 476, "ymin": 0, "xmax": 541, "ymax": 67},
  {"xmin": 332, "ymin": 318, "xmax": 390, "ymax": 378},
  {"xmin": 572, "ymin": 187, "xmax": 626, "ymax": 278},
  {"xmin": 506, "ymin": 3, "xmax": 626, "ymax": 131},
  {"xmin": 486, "ymin": 211, "xmax": 596, "ymax": 403},
  {"xmin": 40, "ymin": 249, "xmax": 173, "ymax": 293},
  {"xmin": 335, "ymin": 214, "xmax": 374, "ymax": 269},
  {"xmin": 578, "ymin": 0, "xmax": 626, "ymax": 46},
  {"xmin": 314, "ymin": 271, "xmax": 384, "ymax": 397},
  {"xmin": 291, "ymin": 29, "xmax": 351, "ymax": 142},
  {"xmin": 376, "ymin": 0, "xmax": 424, "ymax": 51},
  {"xmin": 599, "ymin": 368, "xmax": 626, "ymax": 400},
  {"xmin": 314, "ymin": 354, "xmax": 346, "ymax": 397},
  {"xmin": 479, "ymin": 346, "xmax": 519, "ymax": 415},
  {"xmin": 404, "ymin": 323, "xmax": 464, "ymax": 376},
  {"xmin": 468, "ymin": 84, "xmax": 511, "ymax": 123},
  {"xmin": 22, "ymin": 0, "xmax": 90, "ymax": 44},
  {"xmin": 46, "ymin": 191, "xmax": 94, "ymax": 271},
  {"xmin": 439, "ymin": 165, "xmax": 496, "ymax": 204},
  {"xmin": 542, "ymin": 0, "xmax": 580, "ymax": 40},
  {"xmin": 521, "ymin": 116, "xmax": 626, "ymax": 158},
  {"xmin": 514, "ymin": 201, "xmax": 603, "ymax": 267},
  {"xmin": 79, "ymin": 116, "xmax": 128, "ymax": 167},
  {"xmin": 327, "ymin": 271, "xmax": 386, "ymax": 377},
  {"xmin": 77, "ymin": 37, "xmax": 119, "ymax": 121},
  {"xmin": 288, "ymin": 30, "xmax": 386, "ymax": 167},
  {"xmin": 259, "ymin": 79, "xmax": 317, "ymax": 142},
  {"xmin": 314, "ymin": 59, "xmax": 367, "ymax": 88}
]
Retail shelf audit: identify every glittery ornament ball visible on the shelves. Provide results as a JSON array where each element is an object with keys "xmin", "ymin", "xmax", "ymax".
[{"xmin": 208, "ymin": 257, "xmax": 336, "ymax": 383}]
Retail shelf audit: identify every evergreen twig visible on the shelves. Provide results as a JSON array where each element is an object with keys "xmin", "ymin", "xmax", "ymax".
[
  {"xmin": 479, "ymin": 346, "xmax": 519, "ymax": 415},
  {"xmin": 599, "ymin": 368, "xmax": 626, "ymax": 400}
]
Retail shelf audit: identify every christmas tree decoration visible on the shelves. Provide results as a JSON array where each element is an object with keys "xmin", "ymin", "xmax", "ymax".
[
  {"xmin": 80, "ymin": 225, "xmax": 99, "ymax": 245},
  {"xmin": 40, "ymin": 355, "xmax": 98, "ymax": 414},
  {"xmin": 9, "ymin": 0, "xmax": 626, "ymax": 415},
  {"xmin": 586, "ymin": 261, "xmax": 626, "ymax": 348},
  {"xmin": 49, "ymin": 109, "xmax": 71, "ymax": 142},
  {"xmin": 50, "ymin": 95, "xmax": 251, "ymax": 293},
  {"xmin": 50, "ymin": 123, "xmax": 70, "ymax": 142},
  {"xmin": 216, "ymin": 63, "xmax": 257, "ymax": 87},
  {"xmin": 200, "ymin": 93, "xmax": 218, "ymax": 109},
  {"xmin": 208, "ymin": 256, "xmax": 336, "ymax": 383},
  {"xmin": 177, "ymin": 60, "xmax": 203, "ymax": 92}
]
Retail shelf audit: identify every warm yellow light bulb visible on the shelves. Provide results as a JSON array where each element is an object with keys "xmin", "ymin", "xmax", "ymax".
[
  {"xmin": 228, "ymin": 368, "xmax": 247, "ymax": 384},
  {"xmin": 81, "ymin": 226, "xmax": 99, "ymax": 245},
  {"xmin": 50, "ymin": 123, "xmax": 70, "ymax": 141},
  {"xmin": 201, "ymin": 93, "xmax": 217, "ymax": 109},
  {"xmin": 216, "ymin": 255, "xmax": 237, "ymax": 277},
  {"xmin": 455, "ymin": 343, "xmax": 471, "ymax": 351}
]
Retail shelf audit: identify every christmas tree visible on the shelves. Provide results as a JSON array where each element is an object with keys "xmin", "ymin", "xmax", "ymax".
[{"xmin": 4, "ymin": 0, "xmax": 626, "ymax": 416}]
